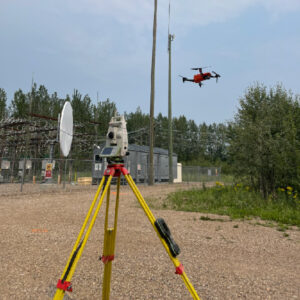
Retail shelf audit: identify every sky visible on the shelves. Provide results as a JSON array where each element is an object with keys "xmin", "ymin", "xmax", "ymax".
[{"xmin": 1, "ymin": 0, "xmax": 300, "ymax": 125}]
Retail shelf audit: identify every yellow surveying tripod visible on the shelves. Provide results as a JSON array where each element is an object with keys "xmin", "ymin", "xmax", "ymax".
[{"xmin": 53, "ymin": 164, "xmax": 200, "ymax": 300}]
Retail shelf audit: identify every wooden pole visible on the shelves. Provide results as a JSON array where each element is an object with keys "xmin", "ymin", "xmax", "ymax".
[
  {"xmin": 168, "ymin": 33, "xmax": 174, "ymax": 184},
  {"xmin": 149, "ymin": 0, "xmax": 157, "ymax": 186}
]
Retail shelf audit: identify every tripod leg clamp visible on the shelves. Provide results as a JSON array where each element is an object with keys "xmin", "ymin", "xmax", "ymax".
[
  {"xmin": 56, "ymin": 279, "xmax": 73, "ymax": 292},
  {"xmin": 175, "ymin": 263, "xmax": 184, "ymax": 275},
  {"xmin": 101, "ymin": 255, "xmax": 115, "ymax": 264},
  {"xmin": 154, "ymin": 218, "xmax": 181, "ymax": 258}
]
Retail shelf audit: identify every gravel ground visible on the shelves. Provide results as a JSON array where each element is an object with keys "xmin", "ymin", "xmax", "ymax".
[{"xmin": 0, "ymin": 182, "xmax": 299, "ymax": 300}]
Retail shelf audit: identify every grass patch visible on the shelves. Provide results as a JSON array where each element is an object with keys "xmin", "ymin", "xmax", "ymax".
[
  {"xmin": 276, "ymin": 224, "xmax": 290, "ymax": 232},
  {"xmin": 220, "ymin": 175, "xmax": 235, "ymax": 184},
  {"xmin": 162, "ymin": 185, "xmax": 300, "ymax": 227}
]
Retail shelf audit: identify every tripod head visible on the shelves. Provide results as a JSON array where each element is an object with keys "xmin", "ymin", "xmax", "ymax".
[{"xmin": 100, "ymin": 115, "xmax": 129, "ymax": 163}]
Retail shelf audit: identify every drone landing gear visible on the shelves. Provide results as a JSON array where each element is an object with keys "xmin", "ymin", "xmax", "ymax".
[
  {"xmin": 53, "ymin": 164, "xmax": 200, "ymax": 300},
  {"xmin": 181, "ymin": 77, "xmax": 194, "ymax": 83}
]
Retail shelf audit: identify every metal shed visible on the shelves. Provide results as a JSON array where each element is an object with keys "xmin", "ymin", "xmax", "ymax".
[{"xmin": 92, "ymin": 144, "xmax": 177, "ymax": 185}]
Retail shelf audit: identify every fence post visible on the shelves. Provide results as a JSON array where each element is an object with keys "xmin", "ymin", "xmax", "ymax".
[
  {"xmin": 63, "ymin": 159, "xmax": 67, "ymax": 188},
  {"xmin": 69, "ymin": 159, "xmax": 72, "ymax": 183}
]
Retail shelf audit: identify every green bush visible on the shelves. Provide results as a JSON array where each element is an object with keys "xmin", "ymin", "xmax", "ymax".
[{"xmin": 166, "ymin": 184, "xmax": 300, "ymax": 226}]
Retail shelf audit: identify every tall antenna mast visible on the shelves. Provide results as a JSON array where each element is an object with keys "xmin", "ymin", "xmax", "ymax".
[
  {"xmin": 168, "ymin": 0, "xmax": 174, "ymax": 183},
  {"xmin": 168, "ymin": 1, "xmax": 170, "ymax": 41}
]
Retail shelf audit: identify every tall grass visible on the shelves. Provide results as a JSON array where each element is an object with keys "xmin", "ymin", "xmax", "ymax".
[{"xmin": 165, "ymin": 184, "xmax": 300, "ymax": 226}]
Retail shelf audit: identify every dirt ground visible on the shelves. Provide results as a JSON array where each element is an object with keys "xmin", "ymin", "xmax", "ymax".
[{"xmin": 0, "ymin": 182, "xmax": 299, "ymax": 300}]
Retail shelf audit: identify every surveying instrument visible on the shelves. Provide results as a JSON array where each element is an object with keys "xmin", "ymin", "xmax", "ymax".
[{"xmin": 53, "ymin": 114, "xmax": 200, "ymax": 299}]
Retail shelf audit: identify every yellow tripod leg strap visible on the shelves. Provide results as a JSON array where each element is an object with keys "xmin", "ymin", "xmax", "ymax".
[
  {"xmin": 53, "ymin": 175, "xmax": 113, "ymax": 300},
  {"xmin": 124, "ymin": 174, "xmax": 200, "ymax": 300}
]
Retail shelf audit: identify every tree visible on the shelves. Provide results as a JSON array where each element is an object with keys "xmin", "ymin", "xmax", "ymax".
[
  {"xmin": 228, "ymin": 83, "xmax": 300, "ymax": 198},
  {"xmin": 154, "ymin": 113, "xmax": 168, "ymax": 149},
  {"xmin": 10, "ymin": 89, "xmax": 29, "ymax": 118},
  {"xmin": 94, "ymin": 98, "xmax": 118, "ymax": 136},
  {"xmin": 50, "ymin": 91, "xmax": 64, "ymax": 117},
  {"xmin": 187, "ymin": 119, "xmax": 200, "ymax": 161},
  {"xmin": 126, "ymin": 107, "xmax": 149, "ymax": 145},
  {"xmin": 71, "ymin": 90, "xmax": 93, "ymax": 124},
  {"xmin": 0, "ymin": 88, "xmax": 7, "ymax": 120},
  {"xmin": 173, "ymin": 115, "xmax": 188, "ymax": 161}
]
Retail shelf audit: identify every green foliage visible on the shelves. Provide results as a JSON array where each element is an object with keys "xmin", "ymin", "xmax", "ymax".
[
  {"xmin": 94, "ymin": 98, "xmax": 118, "ymax": 136},
  {"xmin": 3, "ymin": 84, "xmax": 230, "ymax": 165},
  {"xmin": 164, "ymin": 185, "xmax": 300, "ymax": 226},
  {"xmin": 9, "ymin": 84, "xmax": 65, "ymax": 120},
  {"xmin": 228, "ymin": 83, "xmax": 300, "ymax": 198},
  {"xmin": 71, "ymin": 90, "xmax": 93, "ymax": 125},
  {"xmin": 31, "ymin": 84, "xmax": 51, "ymax": 116},
  {"xmin": 0, "ymin": 88, "xmax": 7, "ymax": 120},
  {"xmin": 154, "ymin": 112, "xmax": 168, "ymax": 149},
  {"xmin": 125, "ymin": 106, "xmax": 149, "ymax": 145},
  {"xmin": 10, "ymin": 89, "xmax": 29, "ymax": 118}
]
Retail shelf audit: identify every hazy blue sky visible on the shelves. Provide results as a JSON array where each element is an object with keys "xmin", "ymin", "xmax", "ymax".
[{"xmin": 1, "ymin": 0, "xmax": 300, "ymax": 124}]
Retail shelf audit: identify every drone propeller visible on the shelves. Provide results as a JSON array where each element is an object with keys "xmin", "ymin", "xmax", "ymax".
[
  {"xmin": 191, "ymin": 66, "xmax": 211, "ymax": 71},
  {"xmin": 178, "ymin": 75, "xmax": 187, "ymax": 83},
  {"xmin": 212, "ymin": 71, "xmax": 221, "ymax": 82}
]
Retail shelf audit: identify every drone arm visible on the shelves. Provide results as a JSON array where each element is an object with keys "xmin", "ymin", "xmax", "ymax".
[{"xmin": 211, "ymin": 71, "xmax": 221, "ymax": 82}]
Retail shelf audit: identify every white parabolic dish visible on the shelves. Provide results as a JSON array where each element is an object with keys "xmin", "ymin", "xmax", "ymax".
[{"xmin": 60, "ymin": 101, "xmax": 73, "ymax": 157}]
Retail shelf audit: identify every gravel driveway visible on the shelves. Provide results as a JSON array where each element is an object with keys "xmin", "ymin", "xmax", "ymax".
[{"xmin": 0, "ymin": 183, "xmax": 299, "ymax": 299}]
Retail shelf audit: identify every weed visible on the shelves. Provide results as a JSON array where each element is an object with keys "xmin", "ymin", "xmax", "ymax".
[
  {"xmin": 233, "ymin": 224, "xmax": 239, "ymax": 228},
  {"xmin": 200, "ymin": 216, "xmax": 226, "ymax": 222},
  {"xmin": 200, "ymin": 216, "xmax": 211, "ymax": 221},
  {"xmin": 277, "ymin": 224, "xmax": 289, "ymax": 232},
  {"xmin": 164, "ymin": 185, "xmax": 300, "ymax": 227}
]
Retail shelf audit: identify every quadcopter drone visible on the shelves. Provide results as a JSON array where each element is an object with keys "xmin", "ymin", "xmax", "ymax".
[{"xmin": 180, "ymin": 67, "xmax": 221, "ymax": 87}]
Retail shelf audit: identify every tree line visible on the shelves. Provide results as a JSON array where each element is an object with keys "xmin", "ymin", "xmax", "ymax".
[
  {"xmin": 0, "ymin": 84, "xmax": 227, "ymax": 164},
  {"xmin": 1, "ymin": 83, "xmax": 300, "ymax": 198}
]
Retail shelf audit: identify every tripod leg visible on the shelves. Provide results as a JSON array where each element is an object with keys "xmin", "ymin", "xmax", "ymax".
[
  {"xmin": 102, "ymin": 177, "xmax": 121, "ymax": 300},
  {"xmin": 54, "ymin": 175, "xmax": 113, "ymax": 300},
  {"xmin": 124, "ymin": 174, "xmax": 201, "ymax": 300}
]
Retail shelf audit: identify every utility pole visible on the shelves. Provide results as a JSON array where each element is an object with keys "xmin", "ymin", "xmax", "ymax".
[
  {"xmin": 168, "ymin": 1, "xmax": 174, "ymax": 184},
  {"xmin": 149, "ymin": 0, "xmax": 157, "ymax": 186}
]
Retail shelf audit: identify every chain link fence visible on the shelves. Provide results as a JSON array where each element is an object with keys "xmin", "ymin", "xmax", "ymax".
[
  {"xmin": 0, "ymin": 158, "xmax": 93, "ymax": 185},
  {"xmin": 0, "ymin": 158, "xmax": 221, "ymax": 188},
  {"xmin": 182, "ymin": 166, "xmax": 221, "ymax": 183}
]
